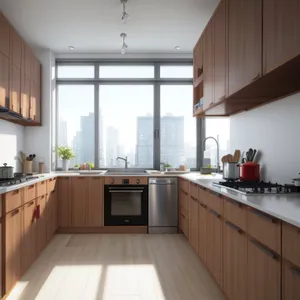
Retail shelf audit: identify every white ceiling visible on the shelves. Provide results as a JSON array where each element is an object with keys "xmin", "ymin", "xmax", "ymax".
[{"xmin": 0, "ymin": 0, "xmax": 219, "ymax": 55}]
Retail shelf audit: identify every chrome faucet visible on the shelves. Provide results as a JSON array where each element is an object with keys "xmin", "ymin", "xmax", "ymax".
[
  {"xmin": 203, "ymin": 136, "xmax": 220, "ymax": 173},
  {"xmin": 116, "ymin": 156, "xmax": 129, "ymax": 169}
]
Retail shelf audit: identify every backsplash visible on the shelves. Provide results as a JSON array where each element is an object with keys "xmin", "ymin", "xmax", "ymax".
[
  {"xmin": 0, "ymin": 119, "xmax": 25, "ymax": 173},
  {"xmin": 230, "ymin": 92, "xmax": 300, "ymax": 183}
]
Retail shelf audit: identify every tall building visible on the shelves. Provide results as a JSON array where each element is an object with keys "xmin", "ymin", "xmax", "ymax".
[
  {"xmin": 79, "ymin": 113, "xmax": 94, "ymax": 164},
  {"xmin": 106, "ymin": 126, "xmax": 120, "ymax": 167},
  {"xmin": 58, "ymin": 120, "xmax": 68, "ymax": 146}
]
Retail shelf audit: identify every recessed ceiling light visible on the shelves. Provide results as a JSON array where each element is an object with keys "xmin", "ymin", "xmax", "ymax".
[
  {"xmin": 174, "ymin": 46, "xmax": 181, "ymax": 51},
  {"xmin": 68, "ymin": 46, "xmax": 75, "ymax": 51}
]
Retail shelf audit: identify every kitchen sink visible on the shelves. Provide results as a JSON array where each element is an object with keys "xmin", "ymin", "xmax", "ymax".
[{"xmin": 106, "ymin": 171, "xmax": 147, "ymax": 175}]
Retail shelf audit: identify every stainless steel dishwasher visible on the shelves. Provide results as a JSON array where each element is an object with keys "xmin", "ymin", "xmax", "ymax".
[{"xmin": 148, "ymin": 178, "xmax": 178, "ymax": 233}]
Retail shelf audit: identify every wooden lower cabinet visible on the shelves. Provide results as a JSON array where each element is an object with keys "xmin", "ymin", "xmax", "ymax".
[
  {"xmin": 223, "ymin": 221, "xmax": 247, "ymax": 300},
  {"xmin": 21, "ymin": 200, "xmax": 37, "ymax": 275},
  {"xmin": 206, "ymin": 209, "xmax": 222, "ymax": 287},
  {"xmin": 189, "ymin": 195, "xmax": 198, "ymax": 252},
  {"xmin": 88, "ymin": 177, "xmax": 104, "ymax": 227},
  {"xmin": 247, "ymin": 238, "xmax": 280, "ymax": 300},
  {"xmin": 283, "ymin": 261, "xmax": 300, "ymax": 300},
  {"xmin": 37, "ymin": 195, "xmax": 47, "ymax": 254},
  {"xmin": 5, "ymin": 208, "xmax": 21, "ymax": 293},
  {"xmin": 47, "ymin": 189, "xmax": 58, "ymax": 242},
  {"xmin": 198, "ymin": 201, "xmax": 207, "ymax": 263},
  {"xmin": 58, "ymin": 177, "xmax": 71, "ymax": 227}
]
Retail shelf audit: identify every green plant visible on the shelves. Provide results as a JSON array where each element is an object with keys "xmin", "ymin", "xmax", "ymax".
[
  {"xmin": 206, "ymin": 164, "xmax": 212, "ymax": 168},
  {"xmin": 86, "ymin": 162, "xmax": 95, "ymax": 169},
  {"xmin": 56, "ymin": 146, "xmax": 75, "ymax": 160},
  {"xmin": 165, "ymin": 163, "xmax": 172, "ymax": 168}
]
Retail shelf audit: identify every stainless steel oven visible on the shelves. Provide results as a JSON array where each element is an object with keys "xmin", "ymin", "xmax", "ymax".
[{"xmin": 104, "ymin": 185, "xmax": 148, "ymax": 226}]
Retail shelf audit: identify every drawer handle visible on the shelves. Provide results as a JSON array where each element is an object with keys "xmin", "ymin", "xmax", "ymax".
[
  {"xmin": 210, "ymin": 191, "xmax": 220, "ymax": 197},
  {"xmin": 52, "ymin": 190, "xmax": 56, "ymax": 194},
  {"xmin": 13, "ymin": 189, "xmax": 20, "ymax": 195},
  {"xmin": 252, "ymin": 209, "xmax": 275, "ymax": 223},
  {"xmin": 41, "ymin": 181, "xmax": 45, "ymax": 185},
  {"xmin": 28, "ymin": 200, "xmax": 35, "ymax": 207},
  {"xmin": 181, "ymin": 212, "xmax": 186, "ymax": 219},
  {"xmin": 209, "ymin": 209, "xmax": 221, "ymax": 218},
  {"xmin": 191, "ymin": 196, "xmax": 198, "ymax": 202},
  {"xmin": 227, "ymin": 198, "xmax": 242, "ymax": 208},
  {"xmin": 252, "ymin": 73, "xmax": 261, "ymax": 82},
  {"xmin": 28, "ymin": 185, "xmax": 35, "ymax": 189},
  {"xmin": 250, "ymin": 239, "xmax": 278, "ymax": 260},
  {"xmin": 199, "ymin": 186, "xmax": 205, "ymax": 190},
  {"xmin": 12, "ymin": 209, "xmax": 20, "ymax": 216},
  {"xmin": 291, "ymin": 267, "xmax": 300, "ymax": 277},
  {"xmin": 200, "ymin": 203, "xmax": 207, "ymax": 209},
  {"xmin": 225, "ymin": 221, "xmax": 243, "ymax": 234},
  {"xmin": 219, "ymin": 95, "xmax": 226, "ymax": 102}
]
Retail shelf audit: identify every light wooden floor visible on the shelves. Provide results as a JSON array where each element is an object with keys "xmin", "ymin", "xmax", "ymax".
[{"xmin": 7, "ymin": 234, "xmax": 226, "ymax": 300}]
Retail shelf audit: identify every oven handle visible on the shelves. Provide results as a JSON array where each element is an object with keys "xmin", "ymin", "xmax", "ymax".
[{"xmin": 109, "ymin": 190, "xmax": 143, "ymax": 193}]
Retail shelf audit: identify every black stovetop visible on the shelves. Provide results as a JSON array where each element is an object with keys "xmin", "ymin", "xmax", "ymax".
[
  {"xmin": 0, "ymin": 175, "xmax": 39, "ymax": 187},
  {"xmin": 213, "ymin": 180, "xmax": 300, "ymax": 195}
]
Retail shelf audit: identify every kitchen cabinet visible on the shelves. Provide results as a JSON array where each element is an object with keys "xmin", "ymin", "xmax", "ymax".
[
  {"xmin": 47, "ymin": 189, "xmax": 58, "ymax": 242},
  {"xmin": 247, "ymin": 238, "xmax": 280, "ymax": 300},
  {"xmin": 58, "ymin": 177, "xmax": 71, "ymax": 228},
  {"xmin": 263, "ymin": 0, "xmax": 300, "ymax": 74},
  {"xmin": 223, "ymin": 221, "xmax": 247, "ymax": 300},
  {"xmin": 202, "ymin": 20, "xmax": 214, "ymax": 110},
  {"xmin": 206, "ymin": 208, "xmax": 222, "ymax": 287},
  {"xmin": 282, "ymin": 222, "xmax": 300, "ymax": 267},
  {"xmin": 88, "ymin": 177, "xmax": 104, "ymax": 227},
  {"xmin": 21, "ymin": 199, "xmax": 37, "ymax": 274},
  {"xmin": 21, "ymin": 72, "xmax": 30, "ymax": 118},
  {"xmin": 4, "ymin": 189, "xmax": 22, "ymax": 214},
  {"xmin": 283, "ymin": 261, "xmax": 300, "ymax": 300},
  {"xmin": 10, "ymin": 28, "xmax": 22, "ymax": 69},
  {"xmin": 0, "ymin": 12, "xmax": 10, "ymax": 58},
  {"xmin": 5, "ymin": 207, "xmax": 21, "ymax": 293},
  {"xmin": 71, "ymin": 177, "xmax": 88, "ymax": 227},
  {"xmin": 30, "ymin": 80, "xmax": 41, "ymax": 123},
  {"xmin": 23, "ymin": 43, "xmax": 32, "ymax": 78},
  {"xmin": 10, "ymin": 64, "xmax": 21, "ymax": 114},
  {"xmin": 197, "ymin": 199, "xmax": 207, "ymax": 263},
  {"xmin": 0, "ymin": 52, "xmax": 9, "ymax": 108},
  {"xmin": 213, "ymin": 0, "xmax": 227, "ymax": 103},
  {"xmin": 37, "ymin": 195, "xmax": 47, "ymax": 254},
  {"xmin": 189, "ymin": 191, "xmax": 198, "ymax": 252},
  {"xmin": 193, "ymin": 39, "xmax": 203, "ymax": 82},
  {"xmin": 228, "ymin": 0, "xmax": 262, "ymax": 96},
  {"xmin": 224, "ymin": 197, "xmax": 246, "ymax": 232}
]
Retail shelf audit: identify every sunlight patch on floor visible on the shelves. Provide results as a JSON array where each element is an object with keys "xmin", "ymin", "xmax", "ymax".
[{"xmin": 6, "ymin": 281, "xmax": 29, "ymax": 300}]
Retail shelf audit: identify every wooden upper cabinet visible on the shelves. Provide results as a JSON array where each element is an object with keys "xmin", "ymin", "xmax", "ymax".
[
  {"xmin": 31, "ymin": 56, "xmax": 41, "ymax": 85},
  {"xmin": 203, "ymin": 20, "xmax": 214, "ymax": 110},
  {"xmin": 23, "ymin": 43, "xmax": 32, "ymax": 78},
  {"xmin": 10, "ymin": 65, "xmax": 21, "ymax": 113},
  {"xmin": 263, "ymin": 0, "xmax": 300, "ymax": 74},
  {"xmin": 58, "ymin": 177, "xmax": 71, "ymax": 228},
  {"xmin": 247, "ymin": 238, "xmax": 280, "ymax": 300},
  {"xmin": 21, "ymin": 72, "xmax": 30, "ymax": 118},
  {"xmin": 0, "ymin": 52, "xmax": 9, "ymax": 107},
  {"xmin": 71, "ymin": 177, "xmax": 89, "ymax": 227},
  {"xmin": 214, "ymin": 0, "xmax": 227, "ymax": 103},
  {"xmin": 30, "ymin": 80, "xmax": 41, "ymax": 123},
  {"xmin": 88, "ymin": 177, "xmax": 104, "ymax": 227},
  {"xmin": 193, "ymin": 38, "xmax": 203, "ymax": 81},
  {"xmin": 10, "ymin": 28, "xmax": 22, "ymax": 69},
  {"xmin": 0, "ymin": 12, "xmax": 10, "ymax": 58},
  {"xmin": 228, "ymin": 0, "xmax": 262, "ymax": 96}
]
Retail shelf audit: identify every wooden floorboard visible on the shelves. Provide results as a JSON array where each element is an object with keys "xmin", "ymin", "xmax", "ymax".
[{"xmin": 6, "ymin": 234, "xmax": 226, "ymax": 300}]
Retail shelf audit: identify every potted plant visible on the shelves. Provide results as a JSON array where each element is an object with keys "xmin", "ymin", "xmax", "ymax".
[{"xmin": 56, "ymin": 146, "xmax": 75, "ymax": 171}]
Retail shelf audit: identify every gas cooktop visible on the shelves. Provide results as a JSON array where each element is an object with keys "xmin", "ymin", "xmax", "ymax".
[
  {"xmin": 212, "ymin": 180, "xmax": 300, "ymax": 195},
  {"xmin": 0, "ymin": 175, "xmax": 39, "ymax": 187}
]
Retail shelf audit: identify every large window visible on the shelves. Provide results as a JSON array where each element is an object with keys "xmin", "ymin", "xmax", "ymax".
[{"xmin": 55, "ymin": 62, "xmax": 197, "ymax": 170}]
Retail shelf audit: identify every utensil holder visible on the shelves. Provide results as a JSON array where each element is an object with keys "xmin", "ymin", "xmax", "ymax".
[{"xmin": 23, "ymin": 161, "xmax": 33, "ymax": 174}]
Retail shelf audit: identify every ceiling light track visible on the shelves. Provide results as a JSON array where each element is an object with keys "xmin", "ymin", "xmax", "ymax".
[{"xmin": 121, "ymin": 0, "xmax": 130, "ymax": 23}]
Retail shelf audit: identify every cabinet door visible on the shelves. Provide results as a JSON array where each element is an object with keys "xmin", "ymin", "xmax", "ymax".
[
  {"xmin": 203, "ymin": 20, "xmax": 214, "ymax": 110},
  {"xmin": 223, "ymin": 221, "xmax": 247, "ymax": 300},
  {"xmin": 189, "ymin": 195, "xmax": 198, "ymax": 252},
  {"xmin": 88, "ymin": 177, "xmax": 104, "ymax": 227},
  {"xmin": 23, "ymin": 43, "xmax": 32, "ymax": 78},
  {"xmin": 10, "ymin": 65, "xmax": 21, "ymax": 113},
  {"xmin": 71, "ymin": 177, "xmax": 88, "ymax": 227},
  {"xmin": 21, "ymin": 200, "xmax": 37, "ymax": 274},
  {"xmin": 10, "ymin": 28, "xmax": 22, "ymax": 69},
  {"xmin": 58, "ymin": 177, "xmax": 71, "ymax": 228},
  {"xmin": 263, "ymin": 0, "xmax": 300, "ymax": 74},
  {"xmin": 228, "ymin": 0, "xmax": 262, "ymax": 96},
  {"xmin": 37, "ymin": 195, "xmax": 47, "ymax": 254},
  {"xmin": 198, "ymin": 201, "xmax": 207, "ymax": 263},
  {"xmin": 214, "ymin": 0, "xmax": 227, "ymax": 103},
  {"xmin": 247, "ymin": 239, "xmax": 280, "ymax": 300},
  {"xmin": 46, "ymin": 191, "xmax": 55, "ymax": 242},
  {"xmin": 193, "ymin": 38, "xmax": 203, "ymax": 81},
  {"xmin": 5, "ymin": 208, "xmax": 21, "ymax": 293},
  {"xmin": 206, "ymin": 209, "xmax": 222, "ymax": 286},
  {"xmin": 0, "ymin": 12, "xmax": 10, "ymax": 57},
  {"xmin": 21, "ymin": 73, "xmax": 30, "ymax": 118},
  {"xmin": 0, "ymin": 52, "xmax": 9, "ymax": 107},
  {"xmin": 283, "ymin": 261, "xmax": 300, "ymax": 300}
]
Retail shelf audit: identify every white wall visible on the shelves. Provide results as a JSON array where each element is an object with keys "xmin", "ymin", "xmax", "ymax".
[
  {"xmin": 230, "ymin": 93, "xmax": 300, "ymax": 183},
  {"xmin": 0, "ymin": 120, "xmax": 24, "ymax": 172}
]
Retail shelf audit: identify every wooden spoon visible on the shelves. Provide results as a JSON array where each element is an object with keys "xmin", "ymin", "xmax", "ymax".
[
  {"xmin": 221, "ymin": 155, "xmax": 228, "ymax": 164},
  {"xmin": 233, "ymin": 150, "xmax": 241, "ymax": 163},
  {"xmin": 227, "ymin": 154, "xmax": 233, "ymax": 162}
]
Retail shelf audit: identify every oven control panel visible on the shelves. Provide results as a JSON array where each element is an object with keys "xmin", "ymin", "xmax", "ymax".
[{"xmin": 104, "ymin": 177, "xmax": 148, "ymax": 185}]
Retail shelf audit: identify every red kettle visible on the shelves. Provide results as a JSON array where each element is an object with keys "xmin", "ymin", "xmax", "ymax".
[{"xmin": 240, "ymin": 162, "xmax": 260, "ymax": 181}]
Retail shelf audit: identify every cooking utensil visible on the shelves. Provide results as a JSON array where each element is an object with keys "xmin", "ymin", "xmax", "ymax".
[
  {"xmin": 246, "ymin": 149, "xmax": 254, "ymax": 162},
  {"xmin": 251, "ymin": 149, "xmax": 257, "ymax": 162},
  {"xmin": 221, "ymin": 155, "xmax": 228, "ymax": 164},
  {"xmin": 240, "ymin": 162, "xmax": 260, "ymax": 181},
  {"xmin": 19, "ymin": 151, "xmax": 26, "ymax": 164},
  {"xmin": 233, "ymin": 150, "xmax": 241, "ymax": 163},
  {"xmin": 0, "ymin": 163, "xmax": 14, "ymax": 179},
  {"xmin": 223, "ymin": 162, "xmax": 240, "ymax": 180},
  {"xmin": 227, "ymin": 154, "xmax": 233, "ymax": 162}
]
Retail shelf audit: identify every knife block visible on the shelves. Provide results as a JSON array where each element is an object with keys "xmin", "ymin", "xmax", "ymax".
[{"xmin": 23, "ymin": 161, "xmax": 33, "ymax": 174}]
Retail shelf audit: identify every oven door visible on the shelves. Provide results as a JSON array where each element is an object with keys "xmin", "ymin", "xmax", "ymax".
[{"xmin": 104, "ymin": 185, "xmax": 148, "ymax": 226}]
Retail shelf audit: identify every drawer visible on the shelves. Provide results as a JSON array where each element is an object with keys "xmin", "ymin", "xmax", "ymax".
[
  {"xmin": 23, "ymin": 184, "xmax": 36, "ymax": 204},
  {"xmin": 247, "ymin": 208, "xmax": 281, "ymax": 254},
  {"xmin": 180, "ymin": 208, "xmax": 189, "ymax": 238},
  {"xmin": 190, "ymin": 182, "xmax": 198, "ymax": 200},
  {"xmin": 198, "ymin": 186, "xmax": 209, "ymax": 206},
  {"xmin": 129, "ymin": 177, "xmax": 148, "ymax": 185},
  {"xmin": 179, "ymin": 178, "xmax": 189, "ymax": 193},
  {"xmin": 206, "ymin": 190, "xmax": 222, "ymax": 214},
  {"xmin": 180, "ymin": 189, "xmax": 189, "ymax": 212},
  {"xmin": 37, "ymin": 180, "xmax": 47, "ymax": 197},
  {"xmin": 224, "ymin": 197, "xmax": 247, "ymax": 231},
  {"xmin": 283, "ymin": 260, "xmax": 300, "ymax": 300},
  {"xmin": 4, "ymin": 189, "xmax": 22, "ymax": 214},
  {"xmin": 47, "ymin": 177, "xmax": 57, "ymax": 193},
  {"xmin": 283, "ymin": 222, "xmax": 300, "ymax": 267}
]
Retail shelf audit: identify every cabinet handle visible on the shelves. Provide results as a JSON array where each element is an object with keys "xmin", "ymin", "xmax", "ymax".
[
  {"xmin": 28, "ymin": 200, "xmax": 35, "ymax": 207},
  {"xmin": 291, "ymin": 267, "xmax": 300, "ymax": 277},
  {"xmin": 251, "ymin": 209, "xmax": 275, "ymax": 223},
  {"xmin": 41, "ymin": 181, "xmax": 45, "ymax": 185},
  {"xmin": 200, "ymin": 203, "xmax": 207, "ymax": 209},
  {"xmin": 218, "ymin": 95, "xmax": 226, "ymax": 102},
  {"xmin": 12, "ymin": 189, "xmax": 20, "ymax": 195},
  {"xmin": 227, "ymin": 198, "xmax": 242, "ymax": 208},
  {"xmin": 210, "ymin": 191, "xmax": 220, "ymax": 197},
  {"xmin": 252, "ymin": 73, "xmax": 260, "ymax": 82},
  {"xmin": 209, "ymin": 209, "xmax": 221, "ymax": 218},
  {"xmin": 199, "ymin": 185, "xmax": 205, "ymax": 190},
  {"xmin": 36, "ymin": 205, "xmax": 40, "ymax": 219},
  {"xmin": 28, "ymin": 184, "xmax": 35, "ymax": 189},
  {"xmin": 12, "ymin": 209, "xmax": 20, "ymax": 216},
  {"xmin": 225, "ymin": 221, "xmax": 243, "ymax": 234},
  {"xmin": 209, "ymin": 102, "xmax": 214, "ymax": 107},
  {"xmin": 250, "ymin": 239, "xmax": 278, "ymax": 260},
  {"xmin": 76, "ymin": 177, "xmax": 85, "ymax": 180},
  {"xmin": 181, "ymin": 212, "xmax": 186, "ymax": 219},
  {"xmin": 191, "ymin": 196, "xmax": 198, "ymax": 202}
]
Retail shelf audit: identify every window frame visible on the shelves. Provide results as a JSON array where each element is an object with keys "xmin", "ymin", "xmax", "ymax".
[{"xmin": 55, "ymin": 59, "xmax": 202, "ymax": 171}]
